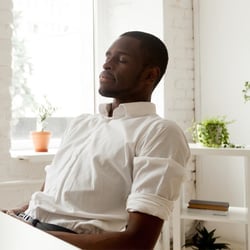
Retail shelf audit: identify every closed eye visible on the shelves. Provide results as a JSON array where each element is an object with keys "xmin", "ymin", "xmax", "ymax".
[
  {"xmin": 118, "ymin": 55, "xmax": 129, "ymax": 63},
  {"xmin": 104, "ymin": 52, "xmax": 130, "ymax": 64}
]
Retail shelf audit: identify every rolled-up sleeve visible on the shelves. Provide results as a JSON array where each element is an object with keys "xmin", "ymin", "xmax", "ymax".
[{"xmin": 126, "ymin": 156, "xmax": 187, "ymax": 220}]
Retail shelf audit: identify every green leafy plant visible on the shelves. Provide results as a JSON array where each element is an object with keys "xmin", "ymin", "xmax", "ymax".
[
  {"xmin": 34, "ymin": 96, "xmax": 57, "ymax": 131},
  {"xmin": 183, "ymin": 225, "xmax": 230, "ymax": 250},
  {"xmin": 242, "ymin": 81, "xmax": 250, "ymax": 102},
  {"xmin": 190, "ymin": 116, "xmax": 234, "ymax": 148}
]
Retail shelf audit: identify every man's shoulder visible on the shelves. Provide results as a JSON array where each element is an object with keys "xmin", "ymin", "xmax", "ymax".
[
  {"xmin": 149, "ymin": 116, "xmax": 181, "ymax": 130},
  {"xmin": 144, "ymin": 117, "xmax": 187, "ymax": 142}
]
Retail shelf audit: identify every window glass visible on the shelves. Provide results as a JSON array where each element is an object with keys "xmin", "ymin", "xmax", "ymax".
[{"xmin": 11, "ymin": 0, "xmax": 94, "ymax": 149}]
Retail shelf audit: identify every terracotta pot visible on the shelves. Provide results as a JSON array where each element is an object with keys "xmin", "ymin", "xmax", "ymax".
[{"xmin": 31, "ymin": 131, "xmax": 51, "ymax": 152}]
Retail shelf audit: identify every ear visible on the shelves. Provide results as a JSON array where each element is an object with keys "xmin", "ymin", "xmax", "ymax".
[{"xmin": 142, "ymin": 66, "xmax": 161, "ymax": 86}]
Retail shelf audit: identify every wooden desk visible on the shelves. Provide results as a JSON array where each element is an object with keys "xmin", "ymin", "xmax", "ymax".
[{"xmin": 0, "ymin": 212, "xmax": 80, "ymax": 250}]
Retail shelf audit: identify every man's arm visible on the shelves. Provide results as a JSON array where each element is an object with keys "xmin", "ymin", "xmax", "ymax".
[{"xmin": 50, "ymin": 211, "xmax": 163, "ymax": 250}]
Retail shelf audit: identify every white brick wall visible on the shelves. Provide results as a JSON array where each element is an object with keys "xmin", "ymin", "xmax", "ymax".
[
  {"xmin": 0, "ymin": 0, "xmax": 12, "ymax": 179},
  {"xmin": 163, "ymin": 1, "xmax": 196, "ymax": 223},
  {"xmin": 0, "ymin": 0, "xmax": 195, "ymax": 209},
  {"xmin": 163, "ymin": 0, "xmax": 194, "ymax": 139}
]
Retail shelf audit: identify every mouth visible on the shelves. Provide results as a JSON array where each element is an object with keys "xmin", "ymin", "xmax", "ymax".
[{"xmin": 99, "ymin": 71, "xmax": 116, "ymax": 82}]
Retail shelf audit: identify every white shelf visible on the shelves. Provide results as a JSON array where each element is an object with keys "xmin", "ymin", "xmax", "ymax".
[
  {"xmin": 189, "ymin": 143, "xmax": 250, "ymax": 157},
  {"xmin": 172, "ymin": 143, "xmax": 250, "ymax": 250},
  {"xmin": 181, "ymin": 206, "xmax": 247, "ymax": 224}
]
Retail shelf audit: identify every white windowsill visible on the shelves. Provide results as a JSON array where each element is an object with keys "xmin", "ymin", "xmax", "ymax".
[
  {"xmin": 10, "ymin": 148, "xmax": 57, "ymax": 162},
  {"xmin": 10, "ymin": 138, "xmax": 60, "ymax": 162}
]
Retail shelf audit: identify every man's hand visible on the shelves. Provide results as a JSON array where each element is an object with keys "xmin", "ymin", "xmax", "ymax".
[
  {"xmin": 2, "ymin": 204, "xmax": 29, "ymax": 217},
  {"xmin": 5, "ymin": 209, "xmax": 22, "ymax": 216}
]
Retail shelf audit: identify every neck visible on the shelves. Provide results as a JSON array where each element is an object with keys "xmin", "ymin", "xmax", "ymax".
[
  {"xmin": 107, "ymin": 102, "xmax": 119, "ymax": 117},
  {"xmin": 108, "ymin": 98, "xmax": 151, "ymax": 117}
]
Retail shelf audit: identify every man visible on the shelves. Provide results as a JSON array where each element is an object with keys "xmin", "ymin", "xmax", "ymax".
[{"xmin": 4, "ymin": 31, "xmax": 190, "ymax": 249}]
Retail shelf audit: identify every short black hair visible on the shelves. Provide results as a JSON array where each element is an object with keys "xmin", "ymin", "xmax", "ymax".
[{"xmin": 120, "ymin": 31, "xmax": 169, "ymax": 87}]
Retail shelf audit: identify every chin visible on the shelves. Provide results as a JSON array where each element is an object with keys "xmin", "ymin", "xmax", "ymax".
[{"xmin": 98, "ymin": 88, "xmax": 114, "ymax": 98}]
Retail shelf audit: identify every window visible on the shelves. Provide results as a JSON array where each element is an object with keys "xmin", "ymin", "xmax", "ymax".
[
  {"xmin": 11, "ymin": 0, "xmax": 164, "ymax": 150},
  {"xmin": 11, "ymin": 0, "xmax": 94, "ymax": 149}
]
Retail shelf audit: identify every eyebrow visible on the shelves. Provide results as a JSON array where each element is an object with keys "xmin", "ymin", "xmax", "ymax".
[{"xmin": 105, "ymin": 50, "xmax": 131, "ymax": 57}]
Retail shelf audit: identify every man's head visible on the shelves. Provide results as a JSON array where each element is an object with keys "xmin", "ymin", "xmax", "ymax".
[
  {"xmin": 99, "ymin": 31, "xmax": 168, "ymax": 103},
  {"xmin": 120, "ymin": 31, "xmax": 168, "ymax": 87}
]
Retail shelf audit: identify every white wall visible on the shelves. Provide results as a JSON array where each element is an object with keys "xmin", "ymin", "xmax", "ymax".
[
  {"xmin": 163, "ymin": 0, "xmax": 194, "ymax": 131},
  {"xmin": 196, "ymin": 0, "xmax": 250, "ymax": 244}
]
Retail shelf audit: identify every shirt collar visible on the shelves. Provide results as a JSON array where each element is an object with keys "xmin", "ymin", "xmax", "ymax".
[{"xmin": 99, "ymin": 102, "xmax": 156, "ymax": 118}]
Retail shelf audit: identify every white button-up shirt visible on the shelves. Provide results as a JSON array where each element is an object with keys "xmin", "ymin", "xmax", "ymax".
[{"xmin": 26, "ymin": 102, "xmax": 190, "ymax": 233}]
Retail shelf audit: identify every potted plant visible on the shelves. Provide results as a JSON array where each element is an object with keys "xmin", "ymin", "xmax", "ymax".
[
  {"xmin": 183, "ymin": 225, "xmax": 230, "ymax": 250},
  {"xmin": 31, "ymin": 96, "xmax": 57, "ymax": 152},
  {"xmin": 190, "ymin": 116, "xmax": 234, "ymax": 148}
]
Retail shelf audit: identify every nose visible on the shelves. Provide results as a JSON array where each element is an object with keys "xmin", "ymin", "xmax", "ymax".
[
  {"xmin": 103, "ymin": 61, "xmax": 110, "ymax": 70},
  {"xmin": 103, "ymin": 57, "xmax": 113, "ymax": 70}
]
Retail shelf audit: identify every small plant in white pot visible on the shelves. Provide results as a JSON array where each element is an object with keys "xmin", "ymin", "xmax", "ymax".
[
  {"xmin": 190, "ymin": 116, "xmax": 235, "ymax": 148},
  {"xmin": 31, "ymin": 96, "xmax": 57, "ymax": 152}
]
